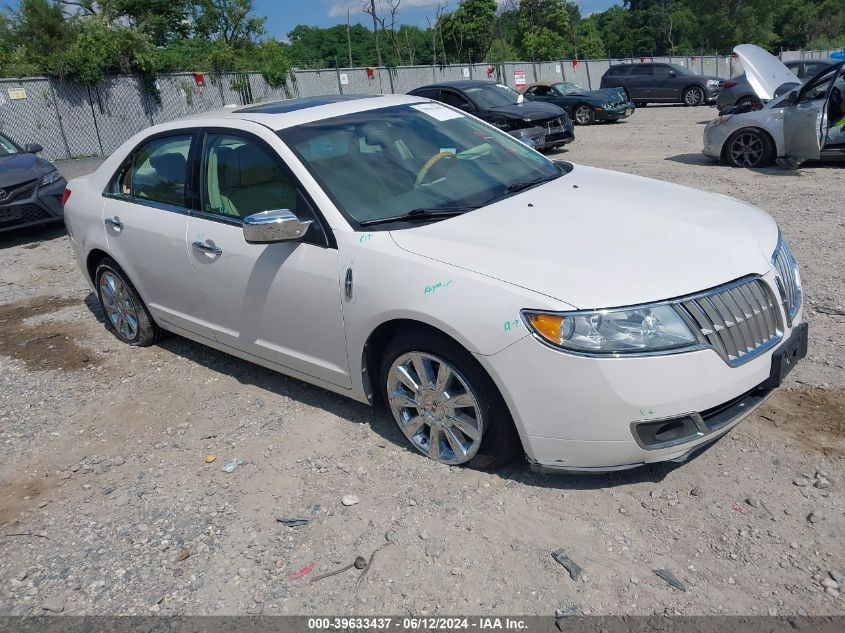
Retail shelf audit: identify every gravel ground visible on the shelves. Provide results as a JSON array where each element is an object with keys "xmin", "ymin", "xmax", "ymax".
[{"xmin": 0, "ymin": 105, "xmax": 843, "ymax": 617}]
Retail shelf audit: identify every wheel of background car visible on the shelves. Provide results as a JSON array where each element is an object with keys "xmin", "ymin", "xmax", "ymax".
[
  {"xmin": 573, "ymin": 104, "xmax": 595, "ymax": 125},
  {"xmin": 95, "ymin": 257, "xmax": 161, "ymax": 347},
  {"xmin": 380, "ymin": 329, "xmax": 518, "ymax": 469},
  {"xmin": 683, "ymin": 86, "xmax": 704, "ymax": 106},
  {"xmin": 636, "ymin": 101, "xmax": 648, "ymax": 108},
  {"xmin": 726, "ymin": 128, "xmax": 774, "ymax": 168},
  {"xmin": 414, "ymin": 151, "xmax": 456, "ymax": 188},
  {"xmin": 736, "ymin": 96, "xmax": 761, "ymax": 111}
]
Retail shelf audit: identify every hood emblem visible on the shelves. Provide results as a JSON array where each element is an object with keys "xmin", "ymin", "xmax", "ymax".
[{"xmin": 0, "ymin": 189, "xmax": 7, "ymax": 201}]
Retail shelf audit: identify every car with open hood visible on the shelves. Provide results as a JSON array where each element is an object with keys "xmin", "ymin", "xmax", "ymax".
[
  {"xmin": 519, "ymin": 81, "xmax": 635, "ymax": 125},
  {"xmin": 407, "ymin": 80, "xmax": 574, "ymax": 150},
  {"xmin": 716, "ymin": 59, "xmax": 835, "ymax": 113},
  {"xmin": 0, "ymin": 131, "xmax": 66, "ymax": 233},
  {"xmin": 64, "ymin": 93, "xmax": 805, "ymax": 473},
  {"xmin": 704, "ymin": 44, "xmax": 845, "ymax": 168}
]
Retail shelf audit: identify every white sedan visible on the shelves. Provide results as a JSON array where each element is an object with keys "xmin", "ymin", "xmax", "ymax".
[{"xmin": 64, "ymin": 94, "xmax": 806, "ymax": 472}]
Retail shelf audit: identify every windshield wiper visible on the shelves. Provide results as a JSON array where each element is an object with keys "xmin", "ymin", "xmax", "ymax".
[
  {"xmin": 359, "ymin": 206, "xmax": 477, "ymax": 227},
  {"xmin": 505, "ymin": 174, "xmax": 560, "ymax": 194}
]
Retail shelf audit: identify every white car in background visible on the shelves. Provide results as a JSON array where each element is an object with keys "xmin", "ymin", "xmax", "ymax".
[
  {"xmin": 704, "ymin": 44, "xmax": 845, "ymax": 168},
  {"xmin": 64, "ymin": 94, "xmax": 806, "ymax": 472}
]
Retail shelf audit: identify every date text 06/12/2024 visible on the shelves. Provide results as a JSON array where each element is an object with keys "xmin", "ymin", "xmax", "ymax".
[{"xmin": 307, "ymin": 617, "xmax": 528, "ymax": 630}]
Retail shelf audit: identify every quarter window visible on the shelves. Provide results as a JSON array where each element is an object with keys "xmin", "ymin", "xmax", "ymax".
[{"xmin": 118, "ymin": 135, "xmax": 192, "ymax": 207}]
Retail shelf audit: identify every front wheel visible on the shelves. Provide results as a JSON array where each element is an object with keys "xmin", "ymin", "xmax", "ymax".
[
  {"xmin": 726, "ymin": 129, "xmax": 774, "ymax": 168},
  {"xmin": 683, "ymin": 86, "xmax": 705, "ymax": 106},
  {"xmin": 95, "ymin": 257, "xmax": 160, "ymax": 346},
  {"xmin": 572, "ymin": 104, "xmax": 595, "ymax": 125},
  {"xmin": 380, "ymin": 330, "xmax": 518, "ymax": 469}
]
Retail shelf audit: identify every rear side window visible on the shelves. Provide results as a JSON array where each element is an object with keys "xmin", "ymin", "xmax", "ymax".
[
  {"xmin": 630, "ymin": 65, "xmax": 653, "ymax": 76},
  {"xmin": 111, "ymin": 134, "xmax": 192, "ymax": 208},
  {"xmin": 606, "ymin": 66, "xmax": 630, "ymax": 76}
]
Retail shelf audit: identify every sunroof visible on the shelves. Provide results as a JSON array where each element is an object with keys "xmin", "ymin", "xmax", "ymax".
[{"xmin": 235, "ymin": 95, "xmax": 380, "ymax": 114}]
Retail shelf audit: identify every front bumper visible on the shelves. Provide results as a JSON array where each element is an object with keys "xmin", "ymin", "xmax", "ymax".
[
  {"xmin": 702, "ymin": 120, "xmax": 731, "ymax": 160},
  {"xmin": 597, "ymin": 102, "xmax": 636, "ymax": 121},
  {"xmin": 0, "ymin": 176, "xmax": 66, "ymax": 233},
  {"xmin": 510, "ymin": 119, "xmax": 575, "ymax": 150},
  {"xmin": 479, "ymin": 274, "xmax": 805, "ymax": 472}
]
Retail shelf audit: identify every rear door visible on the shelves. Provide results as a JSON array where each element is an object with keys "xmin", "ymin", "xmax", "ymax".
[
  {"xmin": 626, "ymin": 64, "xmax": 654, "ymax": 100},
  {"xmin": 784, "ymin": 63, "xmax": 843, "ymax": 161}
]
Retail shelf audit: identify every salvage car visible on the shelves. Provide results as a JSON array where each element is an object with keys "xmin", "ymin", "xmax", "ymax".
[
  {"xmin": 0, "ymin": 131, "xmax": 66, "ymax": 233},
  {"xmin": 600, "ymin": 62, "xmax": 722, "ymax": 106},
  {"xmin": 65, "ymin": 94, "xmax": 806, "ymax": 472},
  {"xmin": 704, "ymin": 45, "xmax": 845, "ymax": 168},
  {"xmin": 408, "ymin": 80, "xmax": 573, "ymax": 150},
  {"xmin": 519, "ymin": 81, "xmax": 635, "ymax": 125}
]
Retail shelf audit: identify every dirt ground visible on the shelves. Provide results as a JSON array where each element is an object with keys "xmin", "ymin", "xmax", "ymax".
[{"xmin": 0, "ymin": 105, "xmax": 843, "ymax": 617}]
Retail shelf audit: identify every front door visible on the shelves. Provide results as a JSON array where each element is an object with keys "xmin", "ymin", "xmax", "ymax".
[
  {"xmin": 652, "ymin": 64, "xmax": 678, "ymax": 100},
  {"xmin": 186, "ymin": 130, "xmax": 351, "ymax": 388},
  {"xmin": 784, "ymin": 63, "xmax": 844, "ymax": 162},
  {"xmin": 102, "ymin": 132, "xmax": 211, "ymax": 336}
]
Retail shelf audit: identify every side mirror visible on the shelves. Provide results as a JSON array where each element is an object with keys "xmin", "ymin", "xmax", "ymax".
[
  {"xmin": 242, "ymin": 209, "xmax": 312, "ymax": 244},
  {"xmin": 24, "ymin": 143, "xmax": 43, "ymax": 154},
  {"xmin": 668, "ymin": 70, "xmax": 677, "ymax": 78},
  {"xmin": 788, "ymin": 91, "xmax": 799, "ymax": 105}
]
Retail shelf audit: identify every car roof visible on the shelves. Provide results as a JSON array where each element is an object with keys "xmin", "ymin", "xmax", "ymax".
[
  {"xmin": 165, "ymin": 93, "xmax": 426, "ymax": 131},
  {"xmin": 410, "ymin": 80, "xmax": 499, "ymax": 91}
]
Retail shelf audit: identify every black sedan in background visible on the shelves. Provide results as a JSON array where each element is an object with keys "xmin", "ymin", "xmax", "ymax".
[
  {"xmin": 0, "ymin": 131, "xmax": 66, "ymax": 233},
  {"xmin": 519, "ymin": 81, "xmax": 635, "ymax": 125},
  {"xmin": 408, "ymin": 80, "xmax": 574, "ymax": 150},
  {"xmin": 600, "ymin": 62, "xmax": 722, "ymax": 106}
]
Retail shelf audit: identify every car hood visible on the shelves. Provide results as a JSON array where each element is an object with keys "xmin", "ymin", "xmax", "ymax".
[
  {"xmin": 389, "ymin": 165, "xmax": 779, "ymax": 309},
  {"xmin": 484, "ymin": 101, "xmax": 565, "ymax": 122},
  {"xmin": 734, "ymin": 44, "xmax": 799, "ymax": 100},
  {"xmin": 0, "ymin": 153, "xmax": 54, "ymax": 187}
]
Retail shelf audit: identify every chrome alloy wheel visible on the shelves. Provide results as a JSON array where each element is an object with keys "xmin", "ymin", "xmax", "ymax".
[
  {"xmin": 574, "ymin": 105, "xmax": 592, "ymax": 124},
  {"xmin": 684, "ymin": 87, "xmax": 703, "ymax": 105},
  {"xmin": 99, "ymin": 271, "xmax": 139, "ymax": 340},
  {"xmin": 387, "ymin": 352, "xmax": 484, "ymax": 465},
  {"xmin": 729, "ymin": 132, "xmax": 764, "ymax": 167}
]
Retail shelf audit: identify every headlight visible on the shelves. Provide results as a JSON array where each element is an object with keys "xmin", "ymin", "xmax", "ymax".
[
  {"xmin": 772, "ymin": 231, "xmax": 801, "ymax": 320},
  {"xmin": 706, "ymin": 79, "xmax": 720, "ymax": 87},
  {"xmin": 522, "ymin": 304, "xmax": 699, "ymax": 355},
  {"xmin": 40, "ymin": 170, "xmax": 62, "ymax": 186}
]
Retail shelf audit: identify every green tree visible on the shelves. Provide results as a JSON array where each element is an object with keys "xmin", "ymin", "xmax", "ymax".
[
  {"xmin": 192, "ymin": 0, "xmax": 266, "ymax": 48},
  {"xmin": 515, "ymin": 0, "xmax": 573, "ymax": 60},
  {"xmin": 440, "ymin": 0, "xmax": 498, "ymax": 63}
]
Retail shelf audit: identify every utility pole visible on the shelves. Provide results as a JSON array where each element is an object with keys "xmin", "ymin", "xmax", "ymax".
[
  {"xmin": 365, "ymin": 0, "xmax": 383, "ymax": 67},
  {"xmin": 347, "ymin": 9, "xmax": 353, "ymax": 67}
]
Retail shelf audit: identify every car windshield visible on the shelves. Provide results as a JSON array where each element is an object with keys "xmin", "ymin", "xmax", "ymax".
[
  {"xmin": 0, "ymin": 133, "xmax": 22, "ymax": 156},
  {"xmin": 670, "ymin": 64, "xmax": 695, "ymax": 76},
  {"xmin": 278, "ymin": 103, "xmax": 562, "ymax": 227},
  {"xmin": 555, "ymin": 82, "xmax": 586, "ymax": 95},
  {"xmin": 463, "ymin": 84, "xmax": 520, "ymax": 108}
]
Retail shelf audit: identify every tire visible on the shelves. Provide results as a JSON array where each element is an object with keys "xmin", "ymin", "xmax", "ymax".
[
  {"xmin": 683, "ymin": 86, "xmax": 704, "ymax": 106},
  {"xmin": 725, "ymin": 128, "xmax": 775, "ymax": 168},
  {"xmin": 736, "ymin": 96, "xmax": 761, "ymax": 111},
  {"xmin": 380, "ymin": 329, "xmax": 519, "ymax": 470},
  {"xmin": 572, "ymin": 103, "xmax": 595, "ymax": 125},
  {"xmin": 94, "ymin": 257, "xmax": 161, "ymax": 346},
  {"xmin": 635, "ymin": 101, "xmax": 648, "ymax": 108}
]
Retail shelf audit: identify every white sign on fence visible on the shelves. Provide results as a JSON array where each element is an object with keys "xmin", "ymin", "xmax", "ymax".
[
  {"xmin": 339, "ymin": 73, "xmax": 349, "ymax": 85},
  {"xmin": 555, "ymin": 64, "xmax": 562, "ymax": 74},
  {"xmin": 514, "ymin": 70, "xmax": 527, "ymax": 87},
  {"xmin": 7, "ymin": 87, "xmax": 26, "ymax": 100},
  {"xmin": 462, "ymin": 67, "xmax": 470, "ymax": 78}
]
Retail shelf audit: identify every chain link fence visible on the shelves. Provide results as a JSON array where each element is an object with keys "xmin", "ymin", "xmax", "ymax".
[{"xmin": 0, "ymin": 49, "xmax": 838, "ymax": 161}]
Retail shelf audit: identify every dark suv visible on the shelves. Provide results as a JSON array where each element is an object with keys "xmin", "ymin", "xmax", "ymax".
[{"xmin": 600, "ymin": 63, "xmax": 722, "ymax": 106}]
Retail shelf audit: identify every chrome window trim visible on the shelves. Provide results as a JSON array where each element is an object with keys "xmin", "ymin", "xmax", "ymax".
[{"xmin": 521, "ymin": 275, "xmax": 784, "ymax": 365}]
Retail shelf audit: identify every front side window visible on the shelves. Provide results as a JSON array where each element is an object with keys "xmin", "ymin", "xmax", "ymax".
[
  {"xmin": 800, "ymin": 67, "xmax": 839, "ymax": 102},
  {"xmin": 202, "ymin": 133, "xmax": 303, "ymax": 219},
  {"xmin": 0, "ymin": 133, "xmax": 21, "ymax": 156},
  {"xmin": 630, "ymin": 65, "xmax": 653, "ymax": 76},
  {"xmin": 439, "ymin": 90, "xmax": 472, "ymax": 109},
  {"xmin": 278, "ymin": 103, "xmax": 562, "ymax": 227},
  {"xmin": 114, "ymin": 135, "xmax": 192, "ymax": 207}
]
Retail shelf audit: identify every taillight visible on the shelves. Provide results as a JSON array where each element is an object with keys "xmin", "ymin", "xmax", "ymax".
[
  {"xmin": 61, "ymin": 188, "xmax": 71, "ymax": 207},
  {"xmin": 722, "ymin": 81, "xmax": 737, "ymax": 89}
]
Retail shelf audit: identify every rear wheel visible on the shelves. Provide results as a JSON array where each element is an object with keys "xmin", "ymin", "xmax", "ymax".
[
  {"xmin": 95, "ymin": 257, "xmax": 160, "ymax": 346},
  {"xmin": 683, "ymin": 86, "xmax": 705, "ymax": 106},
  {"xmin": 726, "ymin": 128, "xmax": 774, "ymax": 168},
  {"xmin": 572, "ymin": 103, "xmax": 595, "ymax": 125},
  {"xmin": 736, "ymin": 96, "xmax": 761, "ymax": 111},
  {"xmin": 380, "ymin": 330, "xmax": 519, "ymax": 469}
]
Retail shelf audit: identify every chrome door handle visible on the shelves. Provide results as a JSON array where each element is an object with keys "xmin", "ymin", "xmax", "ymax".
[
  {"xmin": 104, "ymin": 216, "xmax": 122, "ymax": 229},
  {"xmin": 192, "ymin": 240, "xmax": 222, "ymax": 255}
]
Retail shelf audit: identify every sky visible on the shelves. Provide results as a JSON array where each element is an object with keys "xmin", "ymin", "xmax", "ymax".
[{"xmin": 257, "ymin": 0, "xmax": 621, "ymax": 40}]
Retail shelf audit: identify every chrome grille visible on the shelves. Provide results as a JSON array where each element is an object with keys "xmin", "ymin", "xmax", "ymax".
[
  {"xmin": 772, "ymin": 236, "xmax": 801, "ymax": 323},
  {"xmin": 679, "ymin": 278, "xmax": 783, "ymax": 367}
]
